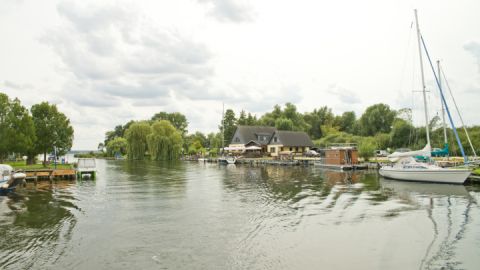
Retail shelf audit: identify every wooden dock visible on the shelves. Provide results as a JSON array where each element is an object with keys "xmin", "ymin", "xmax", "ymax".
[{"xmin": 24, "ymin": 169, "xmax": 77, "ymax": 183}]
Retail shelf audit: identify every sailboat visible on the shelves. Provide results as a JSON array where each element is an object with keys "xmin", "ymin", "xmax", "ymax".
[{"xmin": 379, "ymin": 10, "xmax": 471, "ymax": 184}]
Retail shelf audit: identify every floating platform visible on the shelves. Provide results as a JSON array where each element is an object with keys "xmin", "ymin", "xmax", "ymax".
[{"xmin": 24, "ymin": 169, "xmax": 77, "ymax": 182}]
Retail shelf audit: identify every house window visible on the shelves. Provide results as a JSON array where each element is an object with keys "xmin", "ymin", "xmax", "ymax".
[
  {"xmin": 235, "ymin": 137, "xmax": 240, "ymax": 142},
  {"xmin": 270, "ymin": 147, "xmax": 276, "ymax": 153},
  {"xmin": 295, "ymin": 147, "xmax": 299, "ymax": 152},
  {"xmin": 273, "ymin": 137, "xmax": 277, "ymax": 143},
  {"xmin": 290, "ymin": 147, "xmax": 292, "ymax": 151}
]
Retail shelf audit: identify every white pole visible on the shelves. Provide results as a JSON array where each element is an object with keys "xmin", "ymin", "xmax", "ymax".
[
  {"xmin": 437, "ymin": 60, "xmax": 447, "ymax": 144},
  {"xmin": 414, "ymin": 9, "xmax": 431, "ymax": 147}
]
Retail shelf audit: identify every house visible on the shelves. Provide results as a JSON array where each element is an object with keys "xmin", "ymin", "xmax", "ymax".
[
  {"xmin": 228, "ymin": 126, "xmax": 314, "ymax": 157},
  {"xmin": 267, "ymin": 130, "xmax": 314, "ymax": 157},
  {"xmin": 229, "ymin": 126, "xmax": 277, "ymax": 153}
]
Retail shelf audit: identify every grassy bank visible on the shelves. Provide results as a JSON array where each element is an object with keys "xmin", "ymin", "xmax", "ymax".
[
  {"xmin": 4, "ymin": 161, "xmax": 73, "ymax": 170},
  {"xmin": 473, "ymin": 168, "xmax": 480, "ymax": 176}
]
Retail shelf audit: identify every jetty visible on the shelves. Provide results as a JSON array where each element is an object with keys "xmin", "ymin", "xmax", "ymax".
[{"xmin": 76, "ymin": 158, "xmax": 97, "ymax": 179}]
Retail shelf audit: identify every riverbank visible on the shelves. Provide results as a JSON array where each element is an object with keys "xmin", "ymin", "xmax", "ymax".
[{"xmin": 4, "ymin": 161, "xmax": 73, "ymax": 170}]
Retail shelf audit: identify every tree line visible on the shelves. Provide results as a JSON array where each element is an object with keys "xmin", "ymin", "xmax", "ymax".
[
  {"xmin": 0, "ymin": 92, "xmax": 74, "ymax": 164},
  {"xmin": 101, "ymin": 112, "xmax": 223, "ymax": 160},
  {"xmin": 103, "ymin": 102, "xmax": 479, "ymax": 160}
]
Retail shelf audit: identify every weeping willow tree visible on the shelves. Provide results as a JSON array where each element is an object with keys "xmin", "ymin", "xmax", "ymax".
[
  {"xmin": 125, "ymin": 121, "xmax": 151, "ymax": 160},
  {"xmin": 147, "ymin": 120, "xmax": 183, "ymax": 160}
]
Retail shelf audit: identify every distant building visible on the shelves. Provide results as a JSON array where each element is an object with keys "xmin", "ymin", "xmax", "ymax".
[
  {"xmin": 267, "ymin": 130, "xmax": 314, "ymax": 157},
  {"xmin": 228, "ymin": 126, "xmax": 314, "ymax": 156}
]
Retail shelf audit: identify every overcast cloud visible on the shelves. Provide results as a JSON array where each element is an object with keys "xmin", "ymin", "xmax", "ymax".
[{"xmin": 1, "ymin": 0, "xmax": 479, "ymax": 149}]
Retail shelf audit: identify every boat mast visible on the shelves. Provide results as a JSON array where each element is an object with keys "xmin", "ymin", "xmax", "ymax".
[
  {"xmin": 437, "ymin": 60, "xmax": 448, "ymax": 144},
  {"xmin": 414, "ymin": 9, "xmax": 431, "ymax": 147},
  {"xmin": 221, "ymin": 102, "xmax": 225, "ymax": 152},
  {"xmin": 440, "ymin": 67, "xmax": 478, "ymax": 158}
]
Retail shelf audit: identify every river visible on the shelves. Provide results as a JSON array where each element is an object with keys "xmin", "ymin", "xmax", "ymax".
[{"xmin": 1, "ymin": 159, "xmax": 479, "ymax": 269}]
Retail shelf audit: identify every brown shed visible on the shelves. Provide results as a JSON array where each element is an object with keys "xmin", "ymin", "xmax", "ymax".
[{"xmin": 324, "ymin": 148, "xmax": 359, "ymax": 165}]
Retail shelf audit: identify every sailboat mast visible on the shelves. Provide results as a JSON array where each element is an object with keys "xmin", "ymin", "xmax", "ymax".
[
  {"xmin": 414, "ymin": 9, "xmax": 431, "ymax": 147},
  {"xmin": 438, "ymin": 60, "xmax": 448, "ymax": 144},
  {"xmin": 222, "ymin": 103, "xmax": 225, "ymax": 151}
]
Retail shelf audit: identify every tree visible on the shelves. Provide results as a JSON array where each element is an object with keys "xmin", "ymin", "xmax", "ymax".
[
  {"xmin": 207, "ymin": 132, "xmax": 222, "ymax": 156},
  {"xmin": 339, "ymin": 111, "xmax": 356, "ymax": 133},
  {"xmin": 0, "ymin": 93, "xmax": 36, "ymax": 161},
  {"xmin": 237, "ymin": 110, "xmax": 247, "ymax": 125},
  {"xmin": 275, "ymin": 117, "xmax": 293, "ymax": 130},
  {"xmin": 358, "ymin": 137, "xmax": 376, "ymax": 161},
  {"xmin": 151, "ymin": 112, "xmax": 188, "ymax": 135},
  {"xmin": 246, "ymin": 113, "xmax": 258, "ymax": 125},
  {"xmin": 147, "ymin": 120, "xmax": 183, "ymax": 160},
  {"xmin": 124, "ymin": 121, "xmax": 151, "ymax": 160},
  {"xmin": 106, "ymin": 137, "xmax": 127, "ymax": 157},
  {"xmin": 359, "ymin": 103, "xmax": 396, "ymax": 136},
  {"xmin": 304, "ymin": 106, "xmax": 335, "ymax": 139},
  {"xmin": 390, "ymin": 119, "xmax": 414, "ymax": 148},
  {"xmin": 220, "ymin": 109, "xmax": 236, "ymax": 146},
  {"xmin": 31, "ymin": 102, "xmax": 74, "ymax": 165}
]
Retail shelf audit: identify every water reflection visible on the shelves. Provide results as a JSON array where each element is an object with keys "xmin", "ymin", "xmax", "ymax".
[
  {"xmin": 0, "ymin": 161, "xmax": 479, "ymax": 270},
  {"xmin": 0, "ymin": 182, "xmax": 78, "ymax": 269}
]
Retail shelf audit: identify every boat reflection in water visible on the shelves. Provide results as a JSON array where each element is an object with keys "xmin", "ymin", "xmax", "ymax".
[
  {"xmin": 380, "ymin": 178, "xmax": 476, "ymax": 269},
  {"xmin": 1, "ymin": 161, "xmax": 479, "ymax": 270}
]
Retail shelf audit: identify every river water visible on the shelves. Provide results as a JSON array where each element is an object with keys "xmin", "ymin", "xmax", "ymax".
[{"xmin": 1, "ymin": 160, "xmax": 479, "ymax": 269}]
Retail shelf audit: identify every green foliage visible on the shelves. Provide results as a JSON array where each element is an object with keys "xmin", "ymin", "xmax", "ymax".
[
  {"xmin": 220, "ymin": 109, "xmax": 237, "ymax": 146},
  {"xmin": 339, "ymin": 111, "xmax": 356, "ymax": 133},
  {"xmin": 358, "ymin": 137, "xmax": 377, "ymax": 161},
  {"xmin": 390, "ymin": 119, "xmax": 414, "ymax": 148},
  {"xmin": 31, "ymin": 101, "xmax": 74, "ymax": 163},
  {"xmin": 106, "ymin": 137, "xmax": 127, "ymax": 156},
  {"xmin": 207, "ymin": 132, "xmax": 222, "ymax": 156},
  {"xmin": 0, "ymin": 93, "xmax": 36, "ymax": 160},
  {"xmin": 304, "ymin": 106, "xmax": 335, "ymax": 139},
  {"xmin": 275, "ymin": 117, "xmax": 293, "ymax": 130},
  {"xmin": 125, "ymin": 121, "xmax": 151, "ymax": 160},
  {"xmin": 147, "ymin": 120, "xmax": 183, "ymax": 160},
  {"xmin": 359, "ymin": 103, "xmax": 396, "ymax": 136},
  {"xmin": 374, "ymin": 133, "xmax": 391, "ymax": 150},
  {"xmin": 104, "ymin": 121, "xmax": 134, "ymax": 148},
  {"xmin": 151, "ymin": 112, "xmax": 188, "ymax": 135},
  {"xmin": 184, "ymin": 132, "xmax": 208, "ymax": 154}
]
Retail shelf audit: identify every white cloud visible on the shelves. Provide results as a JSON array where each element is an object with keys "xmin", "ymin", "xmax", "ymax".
[{"xmin": 197, "ymin": 0, "xmax": 254, "ymax": 23}]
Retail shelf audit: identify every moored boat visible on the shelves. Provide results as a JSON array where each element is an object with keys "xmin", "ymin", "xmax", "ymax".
[
  {"xmin": 379, "ymin": 10, "xmax": 471, "ymax": 184},
  {"xmin": 1, "ymin": 164, "xmax": 26, "ymax": 195}
]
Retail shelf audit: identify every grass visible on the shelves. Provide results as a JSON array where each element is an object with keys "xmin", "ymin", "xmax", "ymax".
[
  {"xmin": 4, "ymin": 161, "xmax": 73, "ymax": 170},
  {"xmin": 473, "ymin": 168, "xmax": 480, "ymax": 176}
]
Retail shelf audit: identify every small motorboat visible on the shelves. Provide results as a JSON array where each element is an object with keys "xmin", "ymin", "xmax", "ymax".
[{"xmin": 1, "ymin": 164, "xmax": 26, "ymax": 195}]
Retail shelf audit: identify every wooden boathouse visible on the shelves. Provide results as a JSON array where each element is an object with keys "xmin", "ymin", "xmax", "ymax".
[{"xmin": 315, "ymin": 144, "xmax": 366, "ymax": 170}]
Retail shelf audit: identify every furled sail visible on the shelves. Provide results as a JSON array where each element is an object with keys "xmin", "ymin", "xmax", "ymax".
[{"xmin": 387, "ymin": 144, "xmax": 431, "ymax": 162}]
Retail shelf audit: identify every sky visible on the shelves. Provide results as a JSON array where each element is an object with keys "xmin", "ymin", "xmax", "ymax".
[{"xmin": 1, "ymin": 0, "xmax": 479, "ymax": 150}]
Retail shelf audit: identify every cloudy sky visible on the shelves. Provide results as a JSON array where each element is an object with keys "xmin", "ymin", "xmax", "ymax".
[{"xmin": 1, "ymin": 0, "xmax": 479, "ymax": 150}]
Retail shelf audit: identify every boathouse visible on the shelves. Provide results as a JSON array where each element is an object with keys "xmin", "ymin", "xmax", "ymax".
[{"xmin": 324, "ymin": 147, "xmax": 359, "ymax": 165}]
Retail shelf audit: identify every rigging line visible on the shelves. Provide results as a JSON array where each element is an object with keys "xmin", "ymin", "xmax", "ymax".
[
  {"xmin": 440, "ymin": 67, "xmax": 477, "ymax": 158},
  {"xmin": 420, "ymin": 35, "xmax": 468, "ymax": 163}
]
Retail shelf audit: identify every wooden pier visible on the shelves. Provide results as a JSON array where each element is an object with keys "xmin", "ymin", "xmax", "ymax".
[{"xmin": 24, "ymin": 169, "xmax": 77, "ymax": 183}]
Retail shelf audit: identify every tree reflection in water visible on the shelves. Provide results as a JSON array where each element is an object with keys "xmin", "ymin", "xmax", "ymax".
[{"xmin": 0, "ymin": 181, "xmax": 78, "ymax": 269}]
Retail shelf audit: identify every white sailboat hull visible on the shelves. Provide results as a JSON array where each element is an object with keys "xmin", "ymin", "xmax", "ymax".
[{"xmin": 379, "ymin": 166, "xmax": 470, "ymax": 184}]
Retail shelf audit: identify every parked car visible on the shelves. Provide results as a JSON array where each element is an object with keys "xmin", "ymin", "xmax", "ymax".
[{"xmin": 305, "ymin": 150, "xmax": 320, "ymax": 157}]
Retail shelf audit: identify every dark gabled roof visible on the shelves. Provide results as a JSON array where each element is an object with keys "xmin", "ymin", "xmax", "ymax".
[
  {"xmin": 230, "ymin": 126, "xmax": 276, "ymax": 145},
  {"xmin": 269, "ymin": 130, "xmax": 314, "ymax": 147}
]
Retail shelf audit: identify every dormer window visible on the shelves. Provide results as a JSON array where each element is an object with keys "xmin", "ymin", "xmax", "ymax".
[
  {"xmin": 234, "ymin": 137, "xmax": 240, "ymax": 142},
  {"xmin": 273, "ymin": 137, "xmax": 278, "ymax": 143}
]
